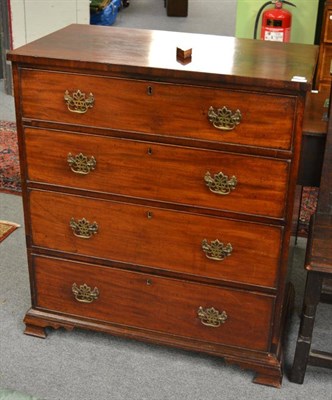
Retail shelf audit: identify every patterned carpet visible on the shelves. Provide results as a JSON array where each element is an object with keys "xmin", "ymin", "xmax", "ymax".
[
  {"xmin": 299, "ymin": 186, "xmax": 319, "ymax": 226},
  {"xmin": 0, "ymin": 220, "xmax": 20, "ymax": 243},
  {"xmin": 0, "ymin": 121, "xmax": 21, "ymax": 193}
]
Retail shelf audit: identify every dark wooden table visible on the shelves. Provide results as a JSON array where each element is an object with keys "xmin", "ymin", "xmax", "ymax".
[
  {"xmin": 291, "ymin": 86, "xmax": 332, "ymax": 383},
  {"xmin": 299, "ymin": 89, "xmax": 329, "ymax": 187},
  {"xmin": 294, "ymin": 90, "xmax": 329, "ymax": 240}
]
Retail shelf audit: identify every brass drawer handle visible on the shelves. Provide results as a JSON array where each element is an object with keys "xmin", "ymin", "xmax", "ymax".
[
  {"xmin": 72, "ymin": 283, "xmax": 99, "ymax": 303},
  {"xmin": 204, "ymin": 171, "xmax": 237, "ymax": 195},
  {"xmin": 64, "ymin": 90, "xmax": 94, "ymax": 113},
  {"xmin": 67, "ymin": 153, "xmax": 96, "ymax": 175},
  {"xmin": 208, "ymin": 106, "xmax": 242, "ymax": 131},
  {"xmin": 202, "ymin": 239, "xmax": 233, "ymax": 261},
  {"xmin": 198, "ymin": 306, "xmax": 228, "ymax": 327},
  {"xmin": 70, "ymin": 217, "xmax": 98, "ymax": 239}
]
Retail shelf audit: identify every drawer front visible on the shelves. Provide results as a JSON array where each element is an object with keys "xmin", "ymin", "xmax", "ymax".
[
  {"xmin": 324, "ymin": 11, "xmax": 332, "ymax": 42},
  {"xmin": 29, "ymin": 190, "xmax": 282, "ymax": 288},
  {"xmin": 320, "ymin": 46, "xmax": 332, "ymax": 83},
  {"xmin": 20, "ymin": 69, "xmax": 296, "ymax": 151},
  {"xmin": 25, "ymin": 128, "xmax": 289, "ymax": 219},
  {"xmin": 33, "ymin": 255, "xmax": 274, "ymax": 352}
]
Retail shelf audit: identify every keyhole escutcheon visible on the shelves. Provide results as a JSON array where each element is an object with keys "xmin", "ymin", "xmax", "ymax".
[{"xmin": 147, "ymin": 86, "xmax": 153, "ymax": 95}]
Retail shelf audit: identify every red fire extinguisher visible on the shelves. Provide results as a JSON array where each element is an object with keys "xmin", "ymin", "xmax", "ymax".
[{"xmin": 254, "ymin": 1, "xmax": 296, "ymax": 42}]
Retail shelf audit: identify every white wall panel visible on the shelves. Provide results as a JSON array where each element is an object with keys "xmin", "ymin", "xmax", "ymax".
[
  {"xmin": 10, "ymin": 0, "xmax": 26, "ymax": 48},
  {"xmin": 10, "ymin": 0, "xmax": 89, "ymax": 49}
]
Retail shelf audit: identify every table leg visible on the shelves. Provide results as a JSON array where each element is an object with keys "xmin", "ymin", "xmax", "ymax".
[{"xmin": 290, "ymin": 271, "xmax": 323, "ymax": 383}]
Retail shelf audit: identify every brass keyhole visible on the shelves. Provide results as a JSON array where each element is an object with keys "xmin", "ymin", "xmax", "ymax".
[
  {"xmin": 147, "ymin": 147, "xmax": 153, "ymax": 155},
  {"xmin": 146, "ymin": 279, "xmax": 152, "ymax": 285},
  {"xmin": 147, "ymin": 86, "xmax": 153, "ymax": 95},
  {"xmin": 147, "ymin": 211, "xmax": 153, "ymax": 219}
]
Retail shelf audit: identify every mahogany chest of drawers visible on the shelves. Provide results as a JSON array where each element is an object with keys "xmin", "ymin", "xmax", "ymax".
[{"xmin": 8, "ymin": 24, "xmax": 318, "ymax": 387}]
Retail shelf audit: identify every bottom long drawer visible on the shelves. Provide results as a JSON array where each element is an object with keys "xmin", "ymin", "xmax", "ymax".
[{"xmin": 33, "ymin": 255, "xmax": 274, "ymax": 352}]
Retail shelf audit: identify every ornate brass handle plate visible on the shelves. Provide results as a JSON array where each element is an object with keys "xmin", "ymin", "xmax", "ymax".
[
  {"xmin": 208, "ymin": 106, "xmax": 242, "ymax": 131},
  {"xmin": 198, "ymin": 306, "xmax": 228, "ymax": 327},
  {"xmin": 64, "ymin": 90, "xmax": 94, "ymax": 113},
  {"xmin": 72, "ymin": 283, "xmax": 99, "ymax": 303},
  {"xmin": 69, "ymin": 217, "xmax": 98, "ymax": 239},
  {"xmin": 204, "ymin": 171, "xmax": 237, "ymax": 195},
  {"xmin": 202, "ymin": 239, "xmax": 233, "ymax": 261},
  {"xmin": 67, "ymin": 153, "xmax": 96, "ymax": 175}
]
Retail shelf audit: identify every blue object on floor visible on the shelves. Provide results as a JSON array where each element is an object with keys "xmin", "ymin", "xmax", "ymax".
[{"xmin": 90, "ymin": 0, "xmax": 121, "ymax": 26}]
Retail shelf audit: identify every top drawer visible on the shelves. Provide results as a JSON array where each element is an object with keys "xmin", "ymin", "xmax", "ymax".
[{"xmin": 20, "ymin": 69, "xmax": 296, "ymax": 151}]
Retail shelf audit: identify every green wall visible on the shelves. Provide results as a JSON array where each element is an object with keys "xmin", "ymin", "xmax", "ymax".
[{"xmin": 236, "ymin": 0, "xmax": 319, "ymax": 44}]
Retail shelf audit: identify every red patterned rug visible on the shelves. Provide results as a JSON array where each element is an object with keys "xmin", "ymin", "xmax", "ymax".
[
  {"xmin": 0, "ymin": 220, "xmax": 20, "ymax": 243},
  {"xmin": 0, "ymin": 121, "xmax": 318, "ymax": 236},
  {"xmin": 0, "ymin": 121, "xmax": 21, "ymax": 193},
  {"xmin": 297, "ymin": 186, "xmax": 319, "ymax": 237}
]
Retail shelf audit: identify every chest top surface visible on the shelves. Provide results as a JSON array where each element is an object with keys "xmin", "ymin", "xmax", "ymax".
[{"xmin": 8, "ymin": 24, "xmax": 318, "ymax": 92}]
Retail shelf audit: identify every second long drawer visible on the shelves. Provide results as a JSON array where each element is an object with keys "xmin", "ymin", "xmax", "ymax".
[
  {"xmin": 29, "ymin": 190, "xmax": 282, "ymax": 289},
  {"xmin": 25, "ymin": 128, "xmax": 290, "ymax": 219}
]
